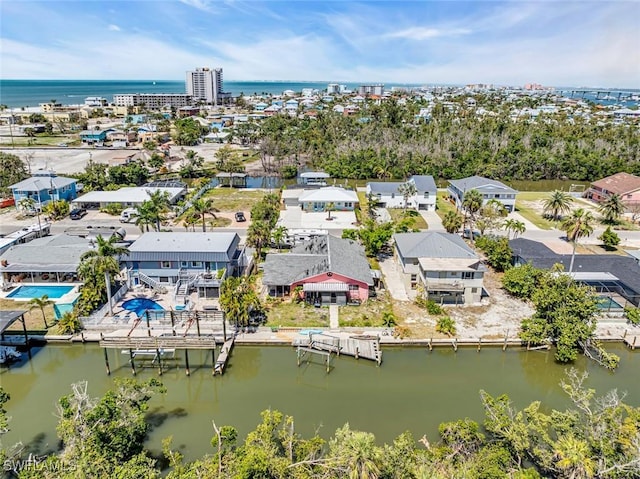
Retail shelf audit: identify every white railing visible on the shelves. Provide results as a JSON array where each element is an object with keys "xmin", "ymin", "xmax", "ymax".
[{"xmin": 80, "ymin": 283, "xmax": 128, "ymax": 327}]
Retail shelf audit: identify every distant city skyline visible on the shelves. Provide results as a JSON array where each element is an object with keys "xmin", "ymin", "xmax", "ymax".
[{"xmin": 1, "ymin": 1, "xmax": 639, "ymax": 88}]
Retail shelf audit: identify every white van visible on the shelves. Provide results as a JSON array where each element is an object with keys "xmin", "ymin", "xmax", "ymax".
[{"xmin": 119, "ymin": 208, "xmax": 139, "ymax": 223}]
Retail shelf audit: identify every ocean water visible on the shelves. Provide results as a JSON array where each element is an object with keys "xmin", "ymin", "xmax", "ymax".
[{"xmin": 0, "ymin": 80, "xmax": 363, "ymax": 107}]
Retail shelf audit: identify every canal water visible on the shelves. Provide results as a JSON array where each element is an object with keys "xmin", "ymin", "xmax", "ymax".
[{"xmin": 1, "ymin": 344, "xmax": 638, "ymax": 463}]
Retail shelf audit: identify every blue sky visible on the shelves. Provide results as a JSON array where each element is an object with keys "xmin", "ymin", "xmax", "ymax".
[{"xmin": 1, "ymin": 1, "xmax": 639, "ymax": 87}]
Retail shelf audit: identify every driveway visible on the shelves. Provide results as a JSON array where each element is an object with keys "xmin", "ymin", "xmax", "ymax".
[
  {"xmin": 377, "ymin": 256, "xmax": 409, "ymax": 301},
  {"xmin": 420, "ymin": 210, "xmax": 444, "ymax": 231}
]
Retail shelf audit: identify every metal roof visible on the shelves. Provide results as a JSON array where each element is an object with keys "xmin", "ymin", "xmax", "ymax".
[
  {"xmin": 448, "ymin": 175, "xmax": 517, "ymax": 194},
  {"xmin": 127, "ymin": 232, "xmax": 239, "ymax": 263},
  {"xmin": 300, "ymin": 172, "xmax": 330, "ymax": 178},
  {"xmin": 10, "ymin": 175, "xmax": 76, "ymax": 191},
  {"xmin": 73, "ymin": 187, "xmax": 184, "ymax": 205},
  {"xmin": 298, "ymin": 187, "xmax": 358, "ymax": 203},
  {"xmin": 0, "ymin": 310, "xmax": 27, "ymax": 334},
  {"xmin": 367, "ymin": 176, "xmax": 436, "ymax": 196},
  {"xmin": 0, "ymin": 234, "xmax": 91, "ymax": 272},
  {"xmin": 394, "ymin": 232, "xmax": 478, "ymax": 260}
]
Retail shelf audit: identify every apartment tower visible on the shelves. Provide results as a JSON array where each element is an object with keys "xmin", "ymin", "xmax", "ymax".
[{"xmin": 186, "ymin": 67, "xmax": 225, "ymax": 105}]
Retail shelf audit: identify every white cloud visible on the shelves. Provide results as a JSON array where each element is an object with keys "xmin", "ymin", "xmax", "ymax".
[
  {"xmin": 107, "ymin": 24, "xmax": 121, "ymax": 32},
  {"xmin": 385, "ymin": 27, "xmax": 471, "ymax": 40},
  {"xmin": 178, "ymin": 0, "xmax": 218, "ymax": 13}
]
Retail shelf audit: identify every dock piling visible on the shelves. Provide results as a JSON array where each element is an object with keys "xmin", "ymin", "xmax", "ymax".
[
  {"xmin": 156, "ymin": 347, "xmax": 163, "ymax": 376},
  {"xmin": 452, "ymin": 338, "xmax": 458, "ymax": 352},
  {"xmin": 477, "ymin": 338, "xmax": 481, "ymax": 352},
  {"xmin": 103, "ymin": 347, "xmax": 111, "ymax": 375},
  {"xmin": 185, "ymin": 349, "xmax": 190, "ymax": 376},
  {"xmin": 428, "ymin": 338, "xmax": 433, "ymax": 352},
  {"xmin": 129, "ymin": 349, "xmax": 136, "ymax": 375}
]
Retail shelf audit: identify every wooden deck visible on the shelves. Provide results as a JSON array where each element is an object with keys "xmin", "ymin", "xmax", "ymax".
[
  {"xmin": 624, "ymin": 335, "xmax": 640, "ymax": 350},
  {"xmin": 214, "ymin": 337, "xmax": 235, "ymax": 375},
  {"xmin": 293, "ymin": 333, "xmax": 382, "ymax": 367}
]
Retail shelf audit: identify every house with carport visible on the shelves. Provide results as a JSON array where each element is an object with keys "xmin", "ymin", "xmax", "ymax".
[
  {"xmin": 366, "ymin": 175, "xmax": 437, "ymax": 210},
  {"xmin": 448, "ymin": 175, "xmax": 518, "ymax": 212},
  {"xmin": 262, "ymin": 235, "xmax": 373, "ymax": 305},
  {"xmin": 298, "ymin": 186, "xmax": 358, "ymax": 212},
  {"xmin": 394, "ymin": 232, "xmax": 485, "ymax": 304},
  {"xmin": 10, "ymin": 170, "xmax": 78, "ymax": 208}
]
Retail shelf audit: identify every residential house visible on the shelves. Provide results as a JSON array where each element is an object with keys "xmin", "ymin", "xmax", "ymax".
[
  {"xmin": 299, "ymin": 172, "xmax": 330, "ymax": 186},
  {"xmin": 448, "ymin": 175, "xmax": 518, "ymax": 212},
  {"xmin": 10, "ymin": 170, "xmax": 78, "ymax": 208},
  {"xmin": 263, "ymin": 235, "xmax": 373, "ymax": 305},
  {"xmin": 394, "ymin": 232, "xmax": 485, "ymax": 303},
  {"xmin": 366, "ymin": 175, "xmax": 437, "ymax": 210},
  {"xmin": 0, "ymin": 233, "xmax": 91, "ymax": 285},
  {"xmin": 586, "ymin": 172, "xmax": 640, "ymax": 205},
  {"xmin": 72, "ymin": 185, "xmax": 185, "ymax": 209},
  {"xmin": 80, "ymin": 128, "xmax": 112, "ymax": 145},
  {"xmin": 510, "ymin": 238, "xmax": 640, "ymax": 307},
  {"xmin": 125, "ymin": 232, "xmax": 247, "ymax": 299},
  {"xmin": 298, "ymin": 186, "xmax": 358, "ymax": 212}
]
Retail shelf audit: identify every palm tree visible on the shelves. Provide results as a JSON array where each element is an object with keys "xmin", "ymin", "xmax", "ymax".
[
  {"xmin": 325, "ymin": 202, "xmax": 335, "ymax": 220},
  {"xmin": 28, "ymin": 294, "xmax": 53, "ymax": 329},
  {"xmin": 145, "ymin": 189, "xmax": 171, "ymax": 231},
  {"xmin": 398, "ymin": 180, "xmax": 417, "ymax": 210},
  {"xmin": 543, "ymin": 190, "xmax": 574, "ymax": 221},
  {"xmin": 442, "ymin": 210, "xmax": 463, "ymax": 234},
  {"xmin": 554, "ymin": 435, "xmax": 595, "ymax": 479},
  {"xmin": 79, "ymin": 235, "xmax": 128, "ymax": 316},
  {"xmin": 191, "ymin": 198, "xmax": 216, "ymax": 232},
  {"xmin": 18, "ymin": 197, "xmax": 43, "ymax": 236},
  {"xmin": 562, "ymin": 208, "xmax": 595, "ymax": 273},
  {"xmin": 271, "ymin": 225, "xmax": 288, "ymax": 251},
  {"xmin": 134, "ymin": 204, "xmax": 154, "ymax": 233},
  {"xmin": 503, "ymin": 218, "xmax": 526, "ymax": 239},
  {"xmin": 247, "ymin": 220, "xmax": 271, "ymax": 259},
  {"xmin": 598, "ymin": 193, "xmax": 625, "ymax": 224},
  {"xmin": 462, "ymin": 189, "xmax": 483, "ymax": 238}
]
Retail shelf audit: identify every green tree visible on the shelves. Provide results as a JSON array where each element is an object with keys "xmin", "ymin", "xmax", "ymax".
[
  {"xmin": 436, "ymin": 316, "xmax": 457, "ymax": 336},
  {"xmin": 271, "ymin": 225, "xmax": 288, "ymax": 250},
  {"xmin": 56, "ymin": 311, "xmax": 82, "ymax": 334},
  {"xmin": 28, "ymin": 294, "xmax": 53, "ymax": 329},
  {"xmin": 475, "ymin": 236, "xmax": 513, "ymax": 272},
  {"xmin": 462, "ymin": 189, "xmax": 483, "ymax": 237},
  {"xmin": 329, "ymin": 424, "xmax": 381, "ymax": 479},
  {"xmin": 520, "ymin": 271, "xmax": 599, "ymax": 362},
  {"xmin": 543, "ymin": 190, "xmax": 574, "ymax": 221},
  {"xmin": 561, "ymin": 208, "xmax": 595, "ymax": 273},
  {"xmin": 219, "ymin": 276, "xmax": 261, "ymax": 330},
  {"xmin": 79, "ymin": 234, "xmax": 128, "ymax": 316},
  {"xmin": 442, "ymin": 210, "xmax": 464, "ymax": 234},
  {"xmin": 503, "ymin": 218, "xmax": 526, "ymax": 239},
  {"xmin": 502, "ymin": 263, "xmax": 542, "ymax": 298},
  {"xmin": 172, "ymin": 118, "xmax": 207, "ymax": 146},
  {"xmin": 190, "ymin": 197, "xmax": 216, "ymax": 232},
  {"xmin": 144, "ymin": 189, "xmax": 171, "ymax": 231},
  {"xmin": 247, "ymin": 219, "xmax": 272, "ymax": 258},
  {"xmin": 398, "ymin": 180, "xmax": 417, "ymax": 210},
  {"xmin": 325, "ymin": 201, "xmax": 336, "ymax": 220},
  {"xmin": 0, "ymin": 152, "xmax": 27, "ymax": 196},
  {"xmin": 598, "ymin": 226, "xmax": 620, "ymax": 250},
  {"xmin": 598, "ymin": 193, "xmax": 625, "ymax": 224}
]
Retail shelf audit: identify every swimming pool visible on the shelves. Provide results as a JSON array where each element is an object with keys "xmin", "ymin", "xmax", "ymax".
[
  {"xmin": 597, "ymin": 296, "xmax": 624, "ymax": 310},
  {"xmin": 7, "ymin": 285, "xmax": 74, "ymax": 300},
  {"xmin": 122, "ymin": 298, "xmax": 164, "ymax": 317}
]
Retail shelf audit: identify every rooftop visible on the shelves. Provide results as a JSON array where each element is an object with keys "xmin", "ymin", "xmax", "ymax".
[
  {"xmin": 298, "ymin": 186, "xmax": 358, "ymax": 203},
  {"xmin": 10, "ymin": 174, "xmax": 76, "ymax": 191},
  {"xmin": 449, "ymin": 175, "xmax": 517, "ymax": 194},
  {"xmin": 394, "ymin": 232, "xmax": 479, "ymax": 259},
  {"xmin": 591, "ymin": 172, "xmax": 640, "ymax": 195},
  {"xmin": 129, "ymin": 232, "xmax": 239, "ymax": 254},
  {"xmin": 73, "ymin": 186, "xmax": 184, "ymax": 205}
]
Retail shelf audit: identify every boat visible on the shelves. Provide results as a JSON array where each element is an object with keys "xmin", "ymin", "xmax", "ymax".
[{"xmin": 0, "ymin": 346, "xmax": 22, "ymax": 364}]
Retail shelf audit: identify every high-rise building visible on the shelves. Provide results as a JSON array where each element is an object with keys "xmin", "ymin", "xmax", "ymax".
[
  {"xmin": 186, "ymin": 67, "xmax": 230, "ymax": 105},
  {"xmin": 358, "ymin": 84, "xmax": 384, "ymax": 96}
]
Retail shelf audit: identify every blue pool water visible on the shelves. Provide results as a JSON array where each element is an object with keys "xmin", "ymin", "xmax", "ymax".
[
  {"xmin": 7, "ymin": 285, "xmax": 73, "ymax": 299},
  {"xmin": 122, "ymin": 298, "xmax": 164, "ymax": 317},
  {"xmin": 597, "ymin": 296, "xmax": 624, "ymax": 310}
]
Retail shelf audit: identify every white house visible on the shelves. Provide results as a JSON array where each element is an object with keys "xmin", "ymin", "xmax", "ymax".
[
  {"xmin": 366, "ymin": 175, "xmax": 437, "ymax": 210},
  {"xmin": 394, "ymin": 232, "xmax": 486, "ymax": 304},
  {"xmin": 298, "ymin": 187, "xmax": 358, "ymax": 212},
  {"xmin": 447, "ymin": 175, "xmax": 518, "ymax": 212}
]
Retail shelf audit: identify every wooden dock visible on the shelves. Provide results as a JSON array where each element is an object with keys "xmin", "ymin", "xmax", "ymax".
[
  {"xmin": 293, "ymin": 333, "xmax": 382, "ymax": 372},
  {"xmin": 214, "ymin": 337, "xmax": 235, "ymax": 375},
  {"xmin": 624, "ymin": 335, "xmax": 639, "ymax": 350}
]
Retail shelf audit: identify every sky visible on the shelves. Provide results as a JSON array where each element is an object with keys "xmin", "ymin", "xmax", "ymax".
[{"xmin": 1, "ymin": 0, "xmax": 639, "ymax": 87}]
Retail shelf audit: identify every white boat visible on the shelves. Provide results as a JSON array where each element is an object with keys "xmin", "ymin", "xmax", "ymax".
[{"xmin": 0, "ymin": 346, "xmax": 22, "ymax": 364}]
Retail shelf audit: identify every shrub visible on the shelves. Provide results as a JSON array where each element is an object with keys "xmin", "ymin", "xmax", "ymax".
[
  {"xmin": 502, "ymin": 263, "xmax": 542, "ymax": 299},
  {"xmin": 425, "ymin": 300, "xmax": 445, "ymax": 315},
  {"xmin": 475, "ymin": 236, "xmax": 513, "ymax": 272},
  {"xmin": 436, "ymin": 316, "xmax": 457, "ymax": 337},
  {"xmin": 599, "ymin": 226, "xmax": 620, "ymax": 250},
  {"xmin": 100, "ymin": 202, "xmax": 124, "ymax": 216},
  {"xmin": 624, "ymin": 306, "xmax": 640, "ymax": 325}
]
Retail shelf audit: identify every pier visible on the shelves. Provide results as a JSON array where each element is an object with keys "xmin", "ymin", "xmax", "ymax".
[
  {"xmin": 293, "ymin": 333, "xmax": 382, "ymax": 372},
  {"xmin": 98, "ymin": 308, "xmax": 233, "ymax": 376},
  {"xmin": 623, "ymin": 335, "xmax": 639, "ymax": 350}
]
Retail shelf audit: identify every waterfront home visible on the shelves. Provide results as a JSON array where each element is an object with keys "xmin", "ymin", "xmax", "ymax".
[
  {"xmin": 366, "ymin": 175, "xmax": 437, "ymax": 210},
  {"xmin": 71, "ymin": 185, "xmax": 185, "ymax": 209},
  {"xmin": 586, "ymin": 172, "xmax": 640, "ymax": 205},
  {"xmin": 79, "ymin": 128, "xmax": 113, "ymax": 145},
  {"xmin": 299, "ymin": 171, "xmax": 330, "ymax": 186},
  {"xmin": 447, "ymin": 175, "xmax": 518, "ymax": 212},
  {"xmin": 298, "ymin": 186, "xmax": 358, "ymax": 212},
  {"xmin": 262, "ymin": 235, "xmax": 373, "ymax": 305},
  {"xmin": 0, "ymin": 234, "xmax": 91, "ymax": 285},
  {"xmin": 125, "ymin": 232, "xmax": 248, "ymax": 299},
  {"xmin": 10, "ymin": 170, "xmax": 78, "ymax": 208},
  {"xmin": 394, "ymin": 232, "xmax": 485, "ymax": 303},
  {"xmin": 510, "ymin": 238, "xmax": 640, "ymax": 307}
]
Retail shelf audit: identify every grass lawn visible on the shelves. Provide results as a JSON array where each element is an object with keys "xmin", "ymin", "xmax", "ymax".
[
  {"xmin": 338, "ymin": 293, "xmax": 394, "ymax": 327},
  {"xmin": 265, "ymin": 300, "xmax": 330, "ymax": 328},
  {"xmin": 387, "ymin": 209, "xmax": 428, "ymax": 229},
  {"xmin": 1, "ymin": 135, "xmax": 78, "ymax": 147},
  {"xmin": 204, "ymin": 188, "xmax": 268, "ymax": 212},
  {"xmin": 0, "ymin": 298, "xmax": 55, "ymax": 332},
  {"xmin": 435, "ymin": 191, "xmax": 458, "ymax": 220},
  {"xmin": 514, "ymin": 192, "xmax": 556, "ymax": 230}
]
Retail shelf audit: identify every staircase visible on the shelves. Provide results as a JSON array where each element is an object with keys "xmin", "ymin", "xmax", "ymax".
[
  {"xmin": 138, "ymin": 272, "xmax": 167, "ymax": 294},
  {"xmin": 175, "ymin": 280, "xmax": 189, "ymax": 296}
]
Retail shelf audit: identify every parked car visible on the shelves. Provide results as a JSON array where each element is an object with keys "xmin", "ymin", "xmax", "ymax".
[
  {"xmin": 235, "ymin": 212, "xmax": 246, "ymax": 222},
  {"xmin": 462, "ymin": 228, "xmax": 481, "ymax": 240},
  {"xmin": 70, "ymin": 208, "xmax": 87, "ymax": 220}
]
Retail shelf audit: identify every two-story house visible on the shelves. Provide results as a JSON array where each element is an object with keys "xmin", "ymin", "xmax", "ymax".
[
  {"xmin": 448, "ymin": 175, "xmax": 518, "ymax": 212},
  {"xmin": 587, "ymin": 172, "xmax": 640, "ymax": 205},
  {"xmin": 394, "ymin": 232, "xmax": 485, "ymax": 304},
  {"xmin": 125, "ymin": 232, "xmax": 247, "ymax": 299},
  {"xmin": 10, "ymin": 170, "xmax": 78, "ymax": 209},
  {"xmin": 366, "ymin": 175, "xmax": 437, "ymax": 210}
]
